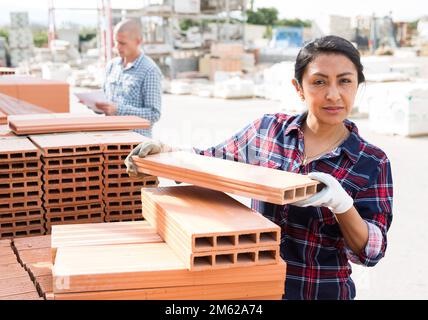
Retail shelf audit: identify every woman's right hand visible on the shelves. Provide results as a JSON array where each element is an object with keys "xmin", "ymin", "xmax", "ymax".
[{"xmin": 125, "ymin": 140, "xmax": 170, "ymax": 178}]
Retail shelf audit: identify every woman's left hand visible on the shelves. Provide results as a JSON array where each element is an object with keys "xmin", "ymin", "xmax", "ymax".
[{"xmin": 292, "ymin": 172, "xmax": 354, "ymax": 214}]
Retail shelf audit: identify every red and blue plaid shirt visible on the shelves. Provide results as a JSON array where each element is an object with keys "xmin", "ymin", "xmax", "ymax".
[{"xmin": 195, "ymin": 112, "xmax": 393, "ymax": 300}]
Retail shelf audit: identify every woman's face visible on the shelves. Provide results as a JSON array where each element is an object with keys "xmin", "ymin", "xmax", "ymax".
[{"xmin": 295, "ymin": 53, "xmax": 359, "ymax": 126}]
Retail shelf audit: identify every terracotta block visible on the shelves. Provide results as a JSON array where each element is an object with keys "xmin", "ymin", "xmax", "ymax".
[
  {"xmin": 91, "ymin": 131, "xmax": 143, "ymax": 154},
  {"xmin": 105, "ymin": 172, "xmax": 131, "ymax": 180},
  {"xmin": 44, "ymin": 175, "xmax": 102, "ymax": 190},
  {"xmin": 0, "ymin": 239, "xmax": 11, "ymax": 247},
  {"xmin": 29, "ymin": 133, "xmax": 103, "ymax": 157},
  {"xmin": 0, "ymin": 264, "xmax": 28, "ymax": 280},
  {"xmin": 52, "ymin": 243, "xmax": 287, "ymax": 294},
  {"xmin": 0, "ymin": 210, "xmax": 44, "ymax": 230},
  {"xmin": 0, "ymin": 160, "xmax": 41, "ymax": 174},
  {"xmin": 43, "ymin": 191, "xmax": 102, "ymax": 206},
  {"xmin": 46, "ymin": 211, "xmax": 104, "ymax": 224},
  {"xmin": 0, "ymin": 179, "xmax": 40, "ymax": 191},
  {"xmin": 10, "ymin": 116, "xmax": 150, "ymax": 135},
  {"xmin": 141, "ymin": 186, "xmax": 280, "ymax": 251},
  {"xmin": 0, "ymin": 136, "xmax": 39, "ymax": 162},
  {"xmin": 43, "ymin": 166, "xmax": 103, "ymax": 179},
  {"xmin": 35, "ymin": 274, "xmax": 52, "ymax": 298},
  {"xmin": 26, "ymin": 261, "xmax": 53, "ymax": 279},
  {"xmin": 105, "ymin": 180, "xmax": 146, "ymax": 190},
  {"xmin": 104, "ymin": 215, "xmax": 144, "ymax": 223},
  {"xmin": 0, "ymin": 226, "xmax": 45, "ymax": 239},
  {"xmin": 45, "ymin": 203, "xmax": 103, "ymax": 215},
  {"xmin": 44, "ymin": 182, "xmax": 103, "ymax": 196},
  {"xmin": 0, "ymin": 75, "xmax": 69, "ymax": 113},
  {"xmin": 14, "ymin": 235, "xmax": 51, "ymax": 252},
  {"xmin": 0, "ymin": 220, "xmax": 44, "ymax": 236},
  {"xmin": 52, "ymin": 281, "xmax": 284, "ymax": 300},
  {"xmin": 0, "ymin": 254, "xmax": 18, "ymax": 264},
  {"xmin": 51, "ymin": 221, "xmax": 162, "ymax": 263},
  {"xmin": 103, "ymin": 188, "xmax": 140, "ymax": 199},
  {"xmin": 17, "ymin": 248, "xmax": 51, "ymax": 267},
  {"xmin": 0, "ymin": 291, "xmax": 42, "ymax": 300},
  {"xmin": 133, "ymin": 151, "xmax": 320, "ymax": 205},
  {"xmin": 0, "ymin": 170, "xmax": 41, "ymax": 181},
  {"xmin": 0, "ymin": 217, "xmax": 44, "ymax": 230},
  {"xmin": 0, "ymin": 186, "xmax": 41, "ymax": 200},
  {"xmin": 0, "ymin": 92, "xmax": 52, "ymax": 115},
  {"xmin": 105, "ymin": 198, "xmax": 141, "ymax": 209},
  {"xmin": 0, "ymin": 275, "xmax": 38, "ymax": 298},
  {"xmin": 42, "ymin": 154, "xmax": 104, "ymax": 168},
  {"xmin": 105, "ymin": 207, "xmax": 142, "ymax": 221},
  {"xmin": 0, "ymin": 197, "xmax": 42, "ymax": 213},
  {"xmin": 104, "ymin": 153, "xmax": 128, "ymax": 164}
]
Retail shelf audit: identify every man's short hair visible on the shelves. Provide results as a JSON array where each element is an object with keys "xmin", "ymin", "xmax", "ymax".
[{"xmin": 114, "ymin": 18, "xmax": 142, "ymax": 39}]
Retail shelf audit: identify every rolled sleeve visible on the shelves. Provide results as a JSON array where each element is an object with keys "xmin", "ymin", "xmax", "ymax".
[
  {"xmin": 350, "ymin": 158, "xmax": 393, "ymax": 267},
  {"xmin": 346, "ymin": 221, "xmax": 383, "ymax": 265}
]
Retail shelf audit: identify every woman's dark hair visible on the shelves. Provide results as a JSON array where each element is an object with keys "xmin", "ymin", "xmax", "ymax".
[{"xmin": 294, "ymin": 35, "xmax": 365, "ymax": 85}]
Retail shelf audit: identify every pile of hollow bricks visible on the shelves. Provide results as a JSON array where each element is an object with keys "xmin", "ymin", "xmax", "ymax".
[
  {"xmin": 94, "ymin": 131, "xmax": 158, "ymax": 222},
  {"xmin": 0, "ymin": 130, "xmax": 158, "ymax": 239},
  {"xmin": 29, "ymin": 132, "xmax": 106, "ymax": 233},
  {"xmin": 0, "ymin": 136, "xmax": 45, "ymax": 239}
]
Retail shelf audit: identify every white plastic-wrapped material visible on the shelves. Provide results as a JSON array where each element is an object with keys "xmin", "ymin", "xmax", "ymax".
[
  {"xmin": 41, "ymin": 62, "xmax": 72, "ymax": 82},
  {"xmin": 8, "ymin": 29, "xmax": 33, "ymax": 49},
  {"xmin": 262, "ymin": 61, "xmax": 303, "ymax": 111},
  {"xmin": 174, "ymin": 0, "xmax": 200, "ymax": 13},
  {"xmin": 368, "ymin": 81, "xmax": 428, "ymax": 136},
  {"xmin": 10, "ymin": 12, "xmax": 29, "ymax": 29},
  {"xmin": 169, "ymin": 80, "xmax": 192, "ymax": 95},
  {"xmin": 213, "ymin": 77, "xmax": 255, "ymax": 99}
]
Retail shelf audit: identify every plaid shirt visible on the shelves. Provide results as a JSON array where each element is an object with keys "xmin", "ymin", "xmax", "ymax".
[
  {"xmin": 104, "ymin": 53, "xmax": 162, "ymax": 137},
  {"xmin": 195, "ymin": 112, "xmax": 393, "ymax": 300}
]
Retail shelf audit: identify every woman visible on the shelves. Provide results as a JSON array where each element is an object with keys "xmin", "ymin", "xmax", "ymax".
[{"xmin": 125, "ymin": 35, "xmax": 393, "ymax": 300}]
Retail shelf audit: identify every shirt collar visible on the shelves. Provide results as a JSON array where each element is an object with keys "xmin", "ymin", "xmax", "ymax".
[
  {"xmin": 285, "ymin": 112, "xmax": 361, "ymax": 164},
  {"xmin": 120, "ymin": 52, "xmax": 144, "ymax": 70}
]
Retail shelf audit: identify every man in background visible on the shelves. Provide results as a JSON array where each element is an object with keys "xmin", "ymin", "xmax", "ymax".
[{"xmin": 96, "ymin": 18, "xmax": 162, "ymax": 137}]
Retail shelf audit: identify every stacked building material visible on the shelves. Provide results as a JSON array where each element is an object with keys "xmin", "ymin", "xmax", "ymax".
[
  {"xmin": 91, "ymin": 131, "xmax": 158, "ymax": 222},
  {"xmin": 141, "ymin": 186, "xmax": 281, "ymax": 271},
  {"xmin": 0, "ymin": 238, "xmax": 41, "ymax": 300},
  {"xmin": 0, "ymin": 93, "xmax": 52, "ymax": 117},
  {"xmin": 0, "ymin": 137, "xmax": 45, "ymax": 239},
  {"xmin": 0, "ymin": 75, "xmax": 69, "ymax": 113},
  {"xmin": 132, "ymin": 151, "xmax": 320, "ymax": 205},
  {"xmin": 9, "ymin": 115, "xmax": 151, "ymax": 135},
  {"xmin": 29, "ymin": 133, "xmax": 105, "ymax": 233},
  {"xmin": 50, "ymin": 220, "xmax": 286, "ymax": 300},
  {"xmin": 13, "ymin": 235, "xmax": 53, "ymax": 299},
  {"xmin": 8, "ymin": 12, "xmax": 33, "ymax": 67}
]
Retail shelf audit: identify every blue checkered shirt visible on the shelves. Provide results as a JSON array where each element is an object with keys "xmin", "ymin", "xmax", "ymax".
[{"xmin": 103, "ymin": 53, "xmax": 162, "ymax": 137}]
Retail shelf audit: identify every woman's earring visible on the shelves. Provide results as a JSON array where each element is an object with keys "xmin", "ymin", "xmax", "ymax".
[{"xmin": 300, "ymin": 95, "xmax": 305, "ymax": 101}]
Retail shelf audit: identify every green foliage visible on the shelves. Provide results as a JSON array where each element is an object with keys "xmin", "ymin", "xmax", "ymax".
[
  {"xmin": 246, "ymin": 8, "xmax": 311, "ymax": 28},
  {"xmin": 276, "ymin": 18, "xmax": 311, "ymax": 28},
  {"xmin": 179, "ymin": 19, "xmax": 200, "ymax": 31},
  {"xmin": 246, "ymin": 7, "xmax": 278, "ymax": 26},
  {"xmin": 79, "ymin": 27, "xmax": 97, "ymax": 42},
  {"xmin": 0, "ymin": 28, "xmax": 9, "ymax": 42},
  {"xmin": 33, "ymin": 30, "xmax": 48, "ymax": 48}
]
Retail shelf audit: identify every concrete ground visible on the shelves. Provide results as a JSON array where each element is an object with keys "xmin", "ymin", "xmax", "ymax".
[{"xmin": 149, "ymin": 94, "xmax": 428, "ymax": 300}]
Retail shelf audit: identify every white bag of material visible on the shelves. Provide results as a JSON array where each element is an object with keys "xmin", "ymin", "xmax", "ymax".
[
  {"xmin": 169, "ymin": 80, "xmax": 192, "ymax": 95},
  {"xmin": 213, "ymin": 77, "xmax": 254, "ymax": 99}
]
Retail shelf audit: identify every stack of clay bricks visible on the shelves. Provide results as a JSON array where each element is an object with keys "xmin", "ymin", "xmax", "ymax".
[
  {"xmin": 91, "ymin": 131, "xmax": 158, "ymax": 222},
  {"xmin": 29, "ymin": 133, "xmax": 105, "ymax": 233},
  {"xmin": 13, "ymin": 235, "xmax": 53, "ymax": 299},
  {"xmin": 0, "ymin": 238, "xmax": 42, "ymax": 300},
  {"xmin": 49, "ymin": 185, "xmax": 287, "ymax": 300},
  {"xmin": 0, "ymin": 136, "xmax": 45, "ymax": 239},
  {"xmin": 0, "ymin": 75, "xmax": 69, "ymax": 112}
]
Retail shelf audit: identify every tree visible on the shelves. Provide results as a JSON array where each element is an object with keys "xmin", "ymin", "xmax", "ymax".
[
  {"xmin": 33, "ymin": 30, "xmax": 48, "ymax": 48},
  {"xmin": 246, "ymin": 7, "xmax": 278, "ymax": 26},
  {"xmin": 0, "ymin": 28, "xmax": 9, "ymax": 42}
]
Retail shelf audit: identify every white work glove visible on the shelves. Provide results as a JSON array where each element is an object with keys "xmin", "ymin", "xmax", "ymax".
[
  {"xmin": 292, "ymin": 172, "xmax": 354, "ymax": 214},
  {"xmin": 124, "ymin": 140, "xmax": 168, "ymax": 178}
]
